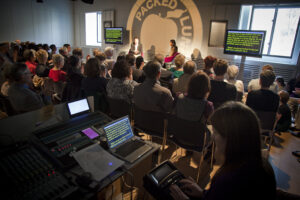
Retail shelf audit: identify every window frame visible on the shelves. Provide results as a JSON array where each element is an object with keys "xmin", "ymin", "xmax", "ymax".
[
  {"xmin": 248, "ymin": 5, "xmax": 300, "ymax": 58},
  {"xmin": 85, "ymin": 11, "xmax": 102, "ymax": 47}
]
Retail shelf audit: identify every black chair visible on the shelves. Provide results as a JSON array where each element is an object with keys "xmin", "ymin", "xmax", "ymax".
[
  {"xmin": 107, "ymin": 96, "xmax": 132, "ymax": 120},
  {"xmin": 167, "ymin": 114, "xmax": 211, "ymax": 182},
  {"xmin": 236, "ymin": 91, "xmax": 243, "ymax": 101},
  {"xmin": 255, "ymin": 110, "xmax": 278, "ymax": 152},
  {"xmin": 83, "ymin": 90, "xmax": 108, "ymax": 113}
]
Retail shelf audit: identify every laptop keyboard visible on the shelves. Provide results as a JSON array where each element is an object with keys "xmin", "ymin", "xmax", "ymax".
[{"xmin": 115, "ymin": 140, "xmax": 145, "ymax": 157}]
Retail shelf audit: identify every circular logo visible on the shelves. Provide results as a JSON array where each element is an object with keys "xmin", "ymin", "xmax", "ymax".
[{"xmin": 127, "ymin": 0, "xmax": 203, "ymax": 60}]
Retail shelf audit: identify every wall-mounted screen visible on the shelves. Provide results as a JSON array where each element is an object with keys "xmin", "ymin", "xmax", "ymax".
[
  {"xmin": 224, "ymin": 29, "xmax": 266, "ymax": 57},
  {"xmin": 104, "ymin": 27, "xmax": 123, "ymax": 44}
]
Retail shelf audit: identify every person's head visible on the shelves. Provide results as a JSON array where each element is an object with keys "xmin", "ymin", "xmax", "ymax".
[
  {"xmin": 154, "ymin": 54, "xmax": 164, "ymax": 66},
  {"xmin": 210, "ymin": 102, "xmax": 262, "ymax": 166},
  {"xmin": 95, "ymin": 51, "xmax": 106, "ymax": 63},
  {"xmin": 0, "ymin": 42, "xmax": 10, "ymax": 53},
  {"xmin": 9, "ymin": 63, "xmax": 32, "ymax": 84},
  {"xmin": 126, "ymin": 53, "xmax": 135, "ymax": 67},
  {"xmin": 23, "ymin": 49, "xmax": 36, "ymax": 62},
  {"xmin": 170, "ymin": 39, "xmax": 176, "ymax": 47},
  {"xmin": 59, "ymin": 47, "xmax": 68, "ymax": 56},
  {"xmin": 104, "ymin": 47, "xmax": 114, "ymax": 58},
  {"xmin": 111, "ymin": 61, "xmax": 131, "ymax": 79},
  {"xmin": 66, "ymin": 55, "xmax": 80, "ymax": 74},
  {"xmin": 227, "ymin": 65, "xmax": 239, "ymax": 80},
  {"xmin": 213, "ymin": 59, "xmax": 228, "ymax": 76},
  {"xmin": 42, "ymin": 44, "xmax": 49, "ymax": 52},
  {"xmin": 135, "ymin": 56, "xmax": 144, "ymax": 69},
  {"xmin": 183, "ymin": 61, "xmax": 196, "ymax": 75},
  {"xmin": 276, "ymin": 76, "xmax": 285, "ymax": 87},
  {"xmin": 63, "ymin": 44, "xmax": 71, "ymax": 53},
  {"xmin": 99, "ymin": 64, "xmax": 107, "ymax": 77},
  {"xmin": 133, "ymin": 37, "xmax": 139, "ymax": 45},
  {"xmin": 92, "ymin": 48, "xmax": 100, "ymax": 56},
  {"xmin": 50, "ymin": 44, "xmax": 56, "ymax": 53},
  {"xmin": 262, "ymin": 64, "xmax": 274, "ymax": 72},
  {"xmin": 72, "ymin": 48, "xmax": 83, "ymax": 59},
  {"xmin": 143, "ymin": 61, "xmax": 161, "ymax": 80},
  {"xmin": 260, "ymin": 70, "xmax": 275, "ymax": 88},
  {"xmin": 52, "ymin": 54, "xmax": 64, "ymax": 69},
  {"xmin": 279, "ymin": 90, "xmax": 289, "ymax": 104},
  {"xmin": 204, "ymin": 56, "xmax": 217, "ymax": 70},
  {"xmin": 174, "ymin": 54, "xmax": 185, "ymax": 68},
  {"xmin": 36, "ymin": 49, "xmax": 48, "ymax": 64},
  {"xmin": 84, "ymin": 58, "xmax": 100, "ymax": 78},
  {"xmin": 117, "ymin": 55, "xmax": 126, "ymax": 62},
  {"xmin": 187, "ymin": 71, "xmax": 210, "ymax": 100}
]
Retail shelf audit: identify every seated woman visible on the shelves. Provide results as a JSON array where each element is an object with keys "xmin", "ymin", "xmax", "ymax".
[
  {"xmin": 33, "ymin": 49, "xmax": 50, "ymax": 89},
  {"xmin": 169, "ymin": 54, "xmax": 185, "ymax": 78},
  {"xmin": 225, "ymin": 65, "xmax": 244, "ymax": 101},
  {"xmin": 276, "ymin": 90, "xmax": 291, "ymax": 133},
  {"xmin": 164, "ymin": 39, "xmax": 179, "ymax": 63},
  {"xmin": 106, "ymin": 60, "xmax": 138, "ymax": 103},
  {"xmin": 170, "ymin": 102, "xmax": 276, "ymax": 200},
  {"xmin": 202, "ymin": 55, "xmax": 216, "ymax": 79},
  {"xmin": 48, "ymin": 54, "xmax": 66, "ymax": 82},
  {"xmin": 24, "ymin": 49, "xmax": 37, "ymax": 75},
  {"xmin": 174, "ymin": 71, "xmax": 213, "ymax": 122}
]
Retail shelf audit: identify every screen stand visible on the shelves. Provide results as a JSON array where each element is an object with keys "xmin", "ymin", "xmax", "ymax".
[{"xmin": 237, "ymin": 55, "xmax": 246, "ymax": 81}]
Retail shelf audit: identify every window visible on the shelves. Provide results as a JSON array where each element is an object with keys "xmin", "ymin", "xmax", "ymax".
[
  {"xmin": 85, "ymin": 12, "xmax": 102, "ymax": 46},
  {"xmin": 239, "ymin": 5, "xmax": 300, "ymax": 57}
]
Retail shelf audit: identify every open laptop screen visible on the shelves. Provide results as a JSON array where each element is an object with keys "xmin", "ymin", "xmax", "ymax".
[
  {"xmin": 67, "ymin": 98, "xmax": 90, "ymax": 117},
  {"xmin": 103, "ymin": 116, "xmax": 134, "ymax": 149}
]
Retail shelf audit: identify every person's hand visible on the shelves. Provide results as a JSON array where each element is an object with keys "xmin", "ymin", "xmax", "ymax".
[
  {"xmin": 170, "ymin": 184, "xmax": 190, "ymax": 200},
  {"xmin": 178, "ymin": 177, "xmax": 203, "ymax": 198}
]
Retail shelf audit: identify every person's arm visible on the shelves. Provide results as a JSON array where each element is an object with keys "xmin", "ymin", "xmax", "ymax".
[{"xmin": 170, "ymin": 177, "xmax": 204, "ymax": 199}]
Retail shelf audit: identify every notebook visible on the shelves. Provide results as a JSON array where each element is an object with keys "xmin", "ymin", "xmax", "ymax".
[{"xmin": 103, "ymin": 116, "xmax": 152, "ymax": 163}]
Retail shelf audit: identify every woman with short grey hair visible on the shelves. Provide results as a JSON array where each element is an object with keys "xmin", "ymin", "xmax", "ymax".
[{"xmin": 225, "ymin": 65, "xmax": 244, "ymax": 101}]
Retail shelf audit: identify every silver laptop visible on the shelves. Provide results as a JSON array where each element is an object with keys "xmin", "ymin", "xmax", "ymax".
[{"xmin": 103, "ymin": 116, "xmax": 152, "ymax": 163}]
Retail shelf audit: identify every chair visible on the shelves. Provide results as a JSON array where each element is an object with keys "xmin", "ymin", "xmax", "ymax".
[
  {"xmin": 255, "ymin": 110, "xmax": 278, "ymax": 152},
  {"xmin": 166, "ymin": 114, "xmax": 211, "ymax": 182},
  {"xmin": 236, "ymin": 91, "xmax": 243, "ymax": 102},
  {"xmin": 83, "ymin": 90, "xmax": 108, "ymax": 113},
  {"xmin": 107, "ymin": 96, "xmax": 132, "ymax": 120}
]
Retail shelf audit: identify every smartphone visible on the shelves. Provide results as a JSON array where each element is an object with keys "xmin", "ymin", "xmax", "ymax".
[{"xmin": 81, "ymin": 128, "xmax": 100, "ymax": 140}]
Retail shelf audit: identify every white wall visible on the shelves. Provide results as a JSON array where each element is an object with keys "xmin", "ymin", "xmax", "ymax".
[{"xmin": 0, "ymin": 0, "xmax": 74, "ymax": 47}]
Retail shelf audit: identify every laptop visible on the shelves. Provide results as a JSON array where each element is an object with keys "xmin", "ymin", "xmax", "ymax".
[{"xmin": 103, "ymin": 116, "xmax": 152, "ymax": 163}]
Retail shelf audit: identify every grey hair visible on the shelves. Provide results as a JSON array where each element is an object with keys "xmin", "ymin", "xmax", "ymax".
[
  {"xmin": 52, "ymin": 54, "xmax": 64, "ymax": 66},
  {"xmin": 227, "ymin": 65, "xmax": 239, "ymax": 80}
]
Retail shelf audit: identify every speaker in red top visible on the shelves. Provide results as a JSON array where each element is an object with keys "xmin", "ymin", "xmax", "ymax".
[{"xmin": 81, "ymin": 0, "xmax": 94, "ymax": 4}]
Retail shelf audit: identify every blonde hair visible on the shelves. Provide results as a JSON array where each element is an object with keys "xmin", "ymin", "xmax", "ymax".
[
  {"xmin": 227, "ymin": 65, "xmax": 239, "ymax": 80},
  {"xmin": 36, "ymin": 49, "xmax": 48, "ymax": 64},
  {"xmin": 104, "ymin": 47, "xmax": 114, "ymax": 58},
  {"xmin": 52, "ymin": 54, "xmax": 64, "ymax": 67},
  {"xmin": 174, "ymin": 54, "xmax": 185, "ymax": 68}
]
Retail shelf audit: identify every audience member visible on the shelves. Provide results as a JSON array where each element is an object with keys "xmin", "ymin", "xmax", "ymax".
[
  {"xmin": 154, "ymin": 53, "xmax": 173, "ymax": 89},
  {"xmin": 208, "ymin": 59, "xmax": 236, "ymax": 109},
  {"xmin": 225, "ymin": 65, "xmax": 244, "ymax": 101},
  {"xmin": 49, "ymin": 44, "xmax": 56, "ymax": 60},
  {"xmin": 48, "ymin": 54, "xmax": 66, "ymax": 82},
  {"xmin": 24, "ymin": 49, "xmax": 37, "ymax": 75},
  {"xmin": 82, "ymin": 58, "xmax": 107, "ymax": 95},
  {"xmin": 276, "ymin": 90, "xmax": 292, "ymax": 133},
  {"xmin": 95, "ymin": 51, "xmax": 106, "ymax": 65},
  {"xmin": 62, "ymin": 55, "xmax": 83, "ymax": 102},
  {"xmin": 248, "ymin": 64, "xmax": 278, "ymax": 93},
  {"xmin": 246, "ymin": 70, "xmax": 279, "ymax": 112},
  {"xmin": 164, "ymin": 39, "xmax": 179, "ymax": 63},
  {"xmin": 1, "ymin": 63, "xmax": 13, "ymax": 96},
  {"xmin": 132, "ymin": 56, "xmax": 145, "ymax": 83},
  {"xmin": 33, "ymin": 49, "xmax": 49, "ymax": 89},
  {"xmin": 104, "ymin": 47, "xmax": 115, "ymax": 70},
  {"xmin": 275, "ymin": 76, "xmax": 285, "ymax": 92},
  {"xmin": 0, "ymin": 42, "xmax": 12, "ymax": 69},
  {"xmin": 170, "ymin": 102, "xmax": 276, "ymax": 200},
  {"xmin": 172, "ymin": 60, "xmax": 196, "ymax": 94},
  {"xmin": 134, "ymin": 61, "xmax": 173, "ymax": 112},
  {"xmin": 7, "ymin": 63, "xmax": 44, "ymax": 113},
  {"xmin": 63, "ymin": 44, "xmax": 71, "ymax": 55},
  {"xmin": 169, "ymin": 54, "xmax": 185, "ymax": 78},
  {"xmin": 72, "ymin": 48, "xmax": 83, "ymax": 60},
  {"xmin": 106, "ymin": 61, "xmax": 138, "ymax": 103},
  {"xmin": 125, "ymin": 53, "xmax": 136, "ymax": 69},
  {"xmin": 174, "ymin": 71, "xmax": 213, "ymax": 121},
  {"xmin": 203, "ymin": 56, "xmax": 216, "ymax": 79}
]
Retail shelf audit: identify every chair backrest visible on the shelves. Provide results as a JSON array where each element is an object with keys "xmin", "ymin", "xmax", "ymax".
[
  {"xmin": 133, "ymin": 105, "xmax": 166, "ymax": 137},
  {"xmin": 255, "ymin": 110, "xmax": 277, "ymax": 131},
  {"xmin": 83, "ymin": 90, "xmax": 108, "ymax": 113},
  {"xmin": 167, "ymin": 114, "xmax": 209, "ymax": 152},
  {"xmin": 107, "ymin": 96, "xmax": 131, "ymax": 119},
  {"xmin": 236, "ymin": 91, "xmax": 243, "ymax": 101}
]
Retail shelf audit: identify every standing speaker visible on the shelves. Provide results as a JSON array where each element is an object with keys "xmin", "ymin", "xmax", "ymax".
[{"xmin": 81, "ymin": 0, "xmax": 94, "ymax": 4}]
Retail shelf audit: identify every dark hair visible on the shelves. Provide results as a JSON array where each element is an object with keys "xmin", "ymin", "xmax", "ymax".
[
  {"xmin": 170, "ymin": 39, "xmax": 176, "ymax": 47},
  {"xmin": 204, "ymin": 56, "xmax": 217, "ymax": 69},
  {"xmin": 211, "ymin": 101, "xmax": 262, "ymax": 164},
  {"xmin": 116, "ymin": 55, "xmax": 126, "ymax": 62},
  {"xmin": 143, "ymin": 61, "xmax": 161, "ymax": 79},
  {"xmin": 72, "ymin": 48, "xmax": 83, "ymax": 58},
  {"xmin": 50, "ymin": 44, "xmax": 56, "ymax": 51},
  {"xmin": 111, "ymin": 61, "xmax": 131, "ymax": 79},
  {"xmin": 276, "ymin": 76, "xmax": 285, "ymax": 87},
  {"xmin": 126, "ymin": 53, "xmax": 135, "ymax": 66},
  {"xmin": 9, "ymin": 63, "xmax": 28, "ymax": 82},
  {"xmin": 136, "ymin": 56, "xmax": 144, "ymax": 69},
  {"xmin": 279, "ymin": 90, "xmax": 289, "ymax": 104},
  {"xmin": 84, "ymin": 58, "xmax": 100, "ymax": 78},
  {"xmin": 42, "ymin": 44, "xmax": 49, "ymax": 51},
  {"xmin": 95, "ymin": 51, "xmax": 106, "ymax": 61},
  {"xmin": 66, "ymin": 55, "xmax": 80, "ymax": 74},
  {"xmin": 213, "ymin": 59, "xmax": 228, "ymax": 76},
  {"xmin": 260, "ymin": 70, "xmax": 275, "ymax": 88},
  {"xmin": 63, "ymin": 44, "xmax": 70, "ymax": 48},
  {"xmin": 187, "ymin": 71, "xmax": 210, "ymax": 99},
  {"xmin": 183, "ymin": 61, "xmax": 196, "ymax": 74},
  {"xmin": 23, "ymin": 49, "xmax": 35, "ymax": 61}
]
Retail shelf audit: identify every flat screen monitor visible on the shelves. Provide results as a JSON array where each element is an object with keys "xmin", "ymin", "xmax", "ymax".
[
  {"xmin": 224, "ymin": 29, "xmax": 266, "ymax": 57},
  {"xmin": 104, "ymin": 27, "xmax": 123, "ymax": 44},
  {"xmin": 67, "ymin": 98, "xmax": 90, "ymax": 117}
]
